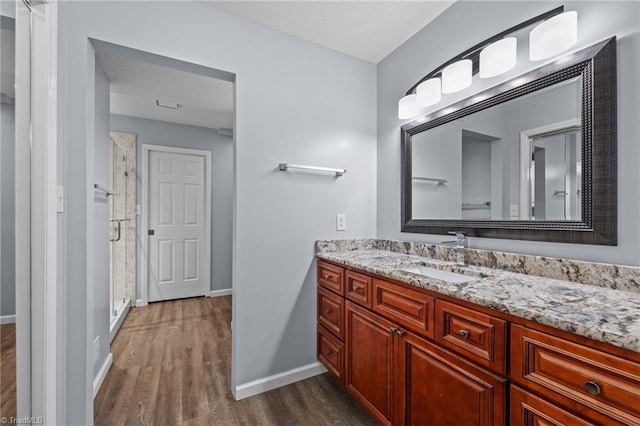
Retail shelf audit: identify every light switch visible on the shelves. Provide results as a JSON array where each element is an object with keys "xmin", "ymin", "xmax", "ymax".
[{"xmin": 336, "ymin": 213, "xmax": 347, "ymax": 231}]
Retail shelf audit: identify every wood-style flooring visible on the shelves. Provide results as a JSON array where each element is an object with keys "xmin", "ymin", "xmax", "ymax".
[
  {"xmin": 0, "ymin": 323, "xmax": 16, "ymax": 419},
  {"xmin": 95, "ymin": 296, "xmax": 374, "ymax": 425}
]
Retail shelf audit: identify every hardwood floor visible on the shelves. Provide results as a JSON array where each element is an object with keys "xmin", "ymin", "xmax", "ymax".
[
  {"xmin": 1, "ymin": 323, "xmax": 16, "ymax": 418},
  {"xmin": 95, "ymin": 296, "xmax": 374, "ymax": 425}
]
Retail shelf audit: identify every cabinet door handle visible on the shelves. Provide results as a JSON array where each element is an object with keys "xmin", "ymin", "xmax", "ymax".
[
  {"xmin": 458, "ymin": 329, "xmax": 470, "ymax": 339},
  {"xmin": 395, "ymin": 329, "xmax": 405, "ymax": 337},
  {"xmin": 324, "ymin": 308, "xmax": 332, "ymax": 314},
  {"xmin": 583, "ymin": 381, "xmax": 601, "ymax": 396},
  {"xmin": 324, "ymin": 350, "xmax": 332, "ymax": 356},
  {"xmin": 390, "ymin": 327, "xmax": 398, "ymax": 335}
]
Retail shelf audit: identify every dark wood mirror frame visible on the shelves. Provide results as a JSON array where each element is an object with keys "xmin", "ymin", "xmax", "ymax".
[{"xmin": 401, "ymin": 37, "xmax": 617, "ymax": 245}]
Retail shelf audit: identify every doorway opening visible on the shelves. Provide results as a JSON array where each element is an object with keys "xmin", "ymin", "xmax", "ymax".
[{"xmin": 90, "ymin": 39, "xmax": 235, "ymax": 421}]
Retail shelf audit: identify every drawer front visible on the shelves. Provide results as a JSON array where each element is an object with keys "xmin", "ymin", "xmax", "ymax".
[
  {"xmin": 511, "ymin": 325, "xmax": 640, "ymax": 425},
  {"xmin": 317, "ymin": 286, "xmax": 344, "ymax": 340},
  {"xmin": 318, "ymin": 324, "xmax": 344, "ymax": 384},
  {"xmin": 435, "ymin": 300, "xmax": 507, "ymax": 375},
  {"xmin": 317, "ymin": 260, "xmax": 345, "ymax": 295},
  {"xmin": 372, "ymin": 279, "xmax": 435, "ymax": 339},
  {"xmin": 510, "ymin": 385, "xmax": 596, "ymax": 426},
  {"xmin": 345, "ymin": 270, "xmax": 373, "ymax": 309}
]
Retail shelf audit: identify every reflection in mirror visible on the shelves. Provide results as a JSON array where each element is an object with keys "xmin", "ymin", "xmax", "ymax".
[{"xmin": 411, "ymin": 76, "xmax": 582, "ymax": 221}]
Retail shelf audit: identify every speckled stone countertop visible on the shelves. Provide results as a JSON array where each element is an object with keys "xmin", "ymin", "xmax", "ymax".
[{"xmin": 316, "ymin": 240, "xmax": 640, "ymax": 354}]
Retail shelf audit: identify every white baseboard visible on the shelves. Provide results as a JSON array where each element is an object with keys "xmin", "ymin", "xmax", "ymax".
[
  {"xmin": 0, "ymin": 315, "xmax": 16, "ymax": 324},
  {"xmin": 135, "ymin": 299, "xmax": 147, "ymax": 307},
  {"xmin": 110, "ymin": 302, "xmax": 131, "ymax": 344},
  {"xmin": 93, "ymin": 352, "xmax": 113, "ymax": 399},
  {"xmin": 234, "ymin": 362, "xmax": 327, "ymax": 401},
  {"xmin": 209, "ymin": 288, "xmax": 232, "ymax": 298}
]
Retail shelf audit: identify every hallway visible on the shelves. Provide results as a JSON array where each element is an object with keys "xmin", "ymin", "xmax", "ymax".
[{"xmin": 94, "ymin": 296, "xmax": 374, "ymax": 425}]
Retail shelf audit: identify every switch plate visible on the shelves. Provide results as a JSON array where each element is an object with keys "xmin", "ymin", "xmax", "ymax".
[
  {"xmin": 336, "ymin": 213, "xmax": 347, "ymax": 231},
  {"xmin": 510, "ymin": 204, "xmax": 519, "ymax": 217},
  {"xmin": 136, "ymin": 205, "xmax": 142, "ymax": 215}
]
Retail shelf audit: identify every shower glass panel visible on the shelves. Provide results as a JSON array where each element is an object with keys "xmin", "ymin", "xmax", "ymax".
[{"xmin": 109, "ymin": 132, "xmax": 136, "ymax": 330}]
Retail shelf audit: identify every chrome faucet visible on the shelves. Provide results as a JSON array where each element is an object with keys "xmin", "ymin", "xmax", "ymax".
[{"xmin": 441, "ymin": 231, "xmax": 467, "ymax": 266}]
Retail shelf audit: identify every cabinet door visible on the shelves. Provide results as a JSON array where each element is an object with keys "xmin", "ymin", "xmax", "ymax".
[
  {"xmin": 510, "ymin": 385, "xmax": 596, "ymax": 426},
  {"xmin": 345, "ymin": 301, "xmax": 395, "ymax": 426},
  {"xmin": 396, "ymin": 330, "xmax": 507, "ymax": 426}
]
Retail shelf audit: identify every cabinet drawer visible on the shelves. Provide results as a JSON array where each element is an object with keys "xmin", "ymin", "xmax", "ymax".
[
  {"xmin": 372, "ymin": 279, "xmax": 434, "ymax": 339},
  {"xmin": 345, "ymin": 270, "xmax": 373, "ymax": 309},
  {"xmin": 511, "ymin": 325, "xmax": 640, "ymax": 425},
  {"xmin": 435, "ymin": 300, "xmax": 507, "ymax": 375},
  {"xmin": 318, "ymin": 324, "xmax": 344, "ymax": 384},
  {"xmin": 510, "ymin": 385, "xmax": 596, "ymax": 425},
  {"xmin": 317, "ymin": 286, "xmax": 344, "ymax": 340},
  {"xmin": 317, "ymin": 260, "xmax": 345, "ymax": 295}
]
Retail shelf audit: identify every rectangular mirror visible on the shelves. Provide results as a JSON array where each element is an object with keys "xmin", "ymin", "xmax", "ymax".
[{"xmin": 401, "ymin": 38, "xmax": 616, "ymax": 245}]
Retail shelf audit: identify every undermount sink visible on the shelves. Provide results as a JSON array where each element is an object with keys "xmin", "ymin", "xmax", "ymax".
[{"xmin": 401, "ymin": 265, "xmax": 480, "ymax": 284}]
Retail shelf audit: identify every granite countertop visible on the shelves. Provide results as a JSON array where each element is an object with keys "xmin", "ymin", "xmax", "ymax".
[{"xmin": 317, "ymin": 248, "xmax": 640, "ymax": 354}]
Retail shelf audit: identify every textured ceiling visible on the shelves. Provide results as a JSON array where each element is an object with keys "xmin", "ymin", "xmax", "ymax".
[
  {"xmin": 200, "ymin": 1, "xmax": 455, "ymax": 63},
  {"xmin": 96, "ymin": 49, "xmax": 234, "ymax": 130}
]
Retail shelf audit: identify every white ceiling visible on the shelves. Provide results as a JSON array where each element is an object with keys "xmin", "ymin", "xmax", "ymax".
[
  {"xmin": 96, "ymin": 49, "xmax": 234, "ymax": 130},
  {"xmin": 200, "ymin": 1, "xmax": 455, "ymax": 63}
]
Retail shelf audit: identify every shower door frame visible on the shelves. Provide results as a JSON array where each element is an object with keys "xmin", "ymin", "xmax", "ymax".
[{"xmin": 16, "ymin": 0, "xmax": 59, "ymax": 422}]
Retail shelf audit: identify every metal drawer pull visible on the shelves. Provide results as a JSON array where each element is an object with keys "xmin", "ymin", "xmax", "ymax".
[
  {"xmin": 324, "ymin": 274, "xmax": 331, "ymax": 279},
  {"xmin": 583, "ymin": 381, "xmax": 601, "ymax": 396},
  {"xmin": 325, "ymin": 308, "xmax": 332, "ymax": 314},
  {"xmin": 353, "ymin": 286, "xmax": 363, "ymax": 293},
  {"xmin": 395, "ymin": 329, "xmax": 405, "ymax": 337},
  {"xmin": 390, "ymin": 327, "xmax": 398, "ymax": 334},
  {"xmin": 458, "ymin": 329, "xmax": 470, "ymax": 339},
  {"xmin": 324, "ymin": 350, "xmax": 332, "ymax": 356}
]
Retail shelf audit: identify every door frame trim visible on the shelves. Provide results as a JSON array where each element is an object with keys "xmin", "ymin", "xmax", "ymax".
[{"xmin": 140, "ymin": 144, "xmax": 212, "ymax": 305}]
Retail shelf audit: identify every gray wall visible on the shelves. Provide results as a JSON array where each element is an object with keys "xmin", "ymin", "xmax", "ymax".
[
  {"xmin": 377, "ymin": 1, "xmax": 640, "ymax": 266},
  {"xmin": 93, "ymin": 58, "xmax": 111, "ymax": 380},
  {"xmin": 57, "ymin": 2, "xmax": 376, "ymax": 423},
  {"xmin": 1, "ymin": 102, "xmax": 15, "ymax": 317},
  {"xmin": 110, "ymin": 114, "xmax": 234, "ymax": 296}
]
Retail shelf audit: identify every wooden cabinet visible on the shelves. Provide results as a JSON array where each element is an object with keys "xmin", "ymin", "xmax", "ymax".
[
  {"xmin": 345, "ymin": 299, "xmax": 505, "ymax": 426},
  {"xmin": 318, "ymin": 260, "xmax": 345, "ymax": 295},
  {"xmin": 510, "ymin": 385, "xmax": 596, "ymax": 426},
  {"xmin": 317, "ymin": 285, "xmax": 344, "ymax": 340},
  {"xmin": 435, "ymin": 300, "xmax": 506, "ymax": 375},
  {"xmin": 511, "ymin": 325, "xmax": 640, "ymax": 425},
  {"xmin": 316, "ymin": 259, "xmax": 640, "ymax": 426},
  {"xmin": 346, "ymin": 270, "xmax": 373, "ymax": 308},
  {"xmin": 372, "ymin": 278, "xmax": 435, "ymax": 339},
  {"xmin": 396, "ymin": 330, "xmax": 506, "ymax": 426},
  {"xmin": 317, "ymin": 324, "xmax": 344, "ymax": 385},
  {"xmin": 345, "ymin": 301, "xmax": 395, "ymax": 425}
]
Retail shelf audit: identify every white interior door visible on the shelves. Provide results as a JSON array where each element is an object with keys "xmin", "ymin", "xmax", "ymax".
[{"xmin": 148, "ymin": 150, "xmax": 206, "ymax": 302}]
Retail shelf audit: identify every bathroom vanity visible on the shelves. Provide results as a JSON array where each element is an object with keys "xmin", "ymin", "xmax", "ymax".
[{"xmin": 315, "ymin": 239, "xmax": 640, "ymax": 425}]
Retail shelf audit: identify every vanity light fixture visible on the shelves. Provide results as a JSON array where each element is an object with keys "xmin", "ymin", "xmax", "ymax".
[
  {"xmin": 529, "ymin": 11, "xmax": 578, "ymax": 61},
  {"xmin": 441, "ymin": 60, "xmax": 472, "ymax": 93},
  {"xmin": 416, "ymin": 78, "xmax": 441, "ymax": 107},
  {"xmin": 479, "ymin": 37, "xmax": 517, "ymax": 78},
  {"xmin": 398, "ymin": 93, "xmax": 420, "ymax": 119},
  {"xmin": 399, "ymin": 6, "xmax": 578, "ymax": 119}
]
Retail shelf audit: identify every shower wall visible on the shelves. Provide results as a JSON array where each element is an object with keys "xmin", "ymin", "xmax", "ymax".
[{"xmin": 109, "ymin": 131, "xmax": 136, "ymax": 312}]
